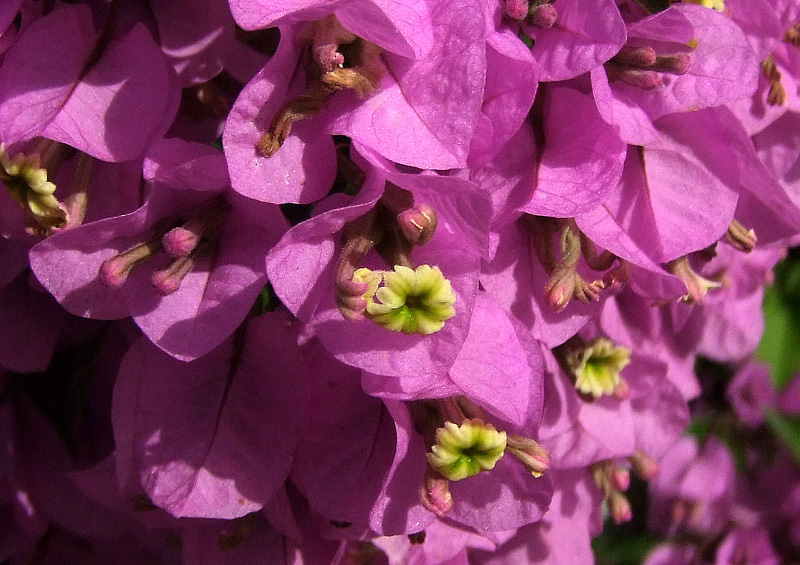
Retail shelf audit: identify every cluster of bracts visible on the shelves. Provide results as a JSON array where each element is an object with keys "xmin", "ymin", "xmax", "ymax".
[{"xmin": 2, "ymin": 0, "xmax": 800, "ymax": 563}]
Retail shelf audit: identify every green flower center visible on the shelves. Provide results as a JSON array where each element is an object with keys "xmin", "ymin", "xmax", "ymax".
[
  {"xmin": 427, "ymin": 419, "xmax": 507, "ymax": 481},
  {"xmin": 567, "ymin": 338, "xmax": 631, "ymax": 398},
  {"xmin": 0, "ymin": 144, "xmax": 65, "ymax": 232},
  {"xmin": 363, "ymin": 264, "xmax": 456, "ymax": 335}
]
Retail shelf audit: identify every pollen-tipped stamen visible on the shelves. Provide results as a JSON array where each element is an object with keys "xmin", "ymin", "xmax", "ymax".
[
  {"xmin": 762, "ymin": 56, "xmax": 787, "ymax": 107},
  {"xmin": 529, "ymin": 1, "xmax": 557, "ymax": 28},
  {"xmin": 666, "ymin": 255, "xmax": 722, "ymax": 304},
  {"xmin": 505, "ymin": 435, "xmax": 550, "ymax": 477},
  {"xmin": 0, "ymin": 143, "xmax": 67, "ymax": 233},
  {"xmin": 99, "ymin": 238, "xmax": 162, "ymax": 289},
  {"xmin": 420, "ymin": 469, "xmax": 453, "ymax": 516},
  {"xmin": 725, "ymin": 220, "xmax": 757, "ymax": 253},
  {"xmin": 504, "ymin": 0, "xmax": 528, "ymax": 19},
  {"xmin": 591, "ymin": 461, "xmax": 633, "ymax": 524},
  {"xmin": 151, "ymin": 254, "xmax": 197, "ymax": 295},
  {"xmin": 629, "ymin": 449, "xmax": 660, "ymax": 480}
]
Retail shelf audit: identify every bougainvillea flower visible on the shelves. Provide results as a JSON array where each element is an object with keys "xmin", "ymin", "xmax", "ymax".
[
  {"xmin": 652, "ymin": 107, "xmax": 800, "ymax": 247},
  {"xmin": 29, "ymin": 139, "xmax": 287, "ymax": 360},
  {"xmin": 112, "ymin": 312, "xmax": 305, "ymax": 519},
  {"xmin": 0, "ymin": 3, "xmax": 177, "ymax": 162},
  {"xmin": 591, "ymin": 4, "xmax": 759, "ymax": 145},
  {"xmin": 470, "ymin": 469, "xmax": 603, "ymax": 565},
  {"xmin": 226, "ymin": 0, "xmax": 486, "ymax": 204},
  {"xmin": 267, "ymin": 144, "xmax": 491, "ymax": 378},
  {"xmin": 222, "ymin": 25, "xmax": 338, "ymax": 205},
  {"xmin": 648, "ymin": 436, "xmax": 735, "ymax": 536},
  {"xmin": 682, "ymin": 246, "xmax": 782, "ymax": 363},
  {"xmin": 480, "ymin": 220, "xmax": 600, "ymax": 348},
  {"xmin": 727, "ymin": 0, "xmax": 800, "ymax": 136},
  {"xmin": 362, "ymin": 293, "xmax": 545, "ymax": 430},
  {"xmin": 229, "ymin": 0, "xmax": 434, "ymax": 61},
  {"xmin": 521, "ymin": 84, "xmax": 627, "ymax": 219},
  {"xmin": 325, "ymin": 0, "xmax": 487, "ymax": 170},
  {"xmin": 467, "ymin": 11, "xmax": 538, "ymax": 166},
  {"xmin": 516, "ymin": 0, "xmax": 626, "ymax": 82},
  {"xmin": 576, "ymin": 139, "xmax": 737, "ymax": 266}
]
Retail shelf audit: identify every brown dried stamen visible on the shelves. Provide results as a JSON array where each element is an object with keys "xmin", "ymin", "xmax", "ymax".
[
  {"xmin": 257, "ymin": 19, "xmax": 384, "ymax": 158},
  {"xmin": 762, "ymin": 55, "xmax": 787, "ymax": 106}
]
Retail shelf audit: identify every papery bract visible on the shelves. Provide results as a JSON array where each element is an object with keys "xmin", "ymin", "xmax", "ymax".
[{"xmin": 112, "ymin": 312, "xmax": 305, "ymax": 519}]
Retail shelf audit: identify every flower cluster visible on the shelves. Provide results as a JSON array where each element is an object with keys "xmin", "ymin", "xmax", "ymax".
[{"xmin": 1, "ymin": 0, "xmax": 800, "ymax": 562}]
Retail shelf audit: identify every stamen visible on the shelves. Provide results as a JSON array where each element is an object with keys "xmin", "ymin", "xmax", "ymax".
[
  {"xmin": 257, "ymin": 21, "xmax": 383, "ymax": 158},
  {"xmin": 309, "ymin": 15, "xmax": 356, "ymax": 72},
  {"xmin": 151, "ymin": 254, "xmax": 197, "ymax": 295},
  {"xmin": 665, "ymin": 255, "xmax": 722, "ymax": 304},
  {"xmin": 603, "ymin": 260, "xmax": 631, "ymax": 291},
  {"xmin": 99, "ymin": 238, "xmax": 162, "ymax": 289},
  {"xmin": 591, "ymin": 461, "xmax": 633, "ymax": 524},
  {"xmin": 505, "ymin": 0, "xmax": 529, "ymax": 20},
  {"xmin": 256, "ymin": 82, "xmax": 335, "ymax": 157},
  {"xmin": 611, "ymin": 45, "xmax": 657, "ymax": 68},
  {"xmin": 724, "ymin": 220, "xmax": 757, "ymax": 253},
  {"xmin": 762, "ymin": 56, "xmax": 787, "ymax": 106},
  {"xmin": 610, "ymin": 466, "xmax": 631, "ymax": 492},
  {"xmin": 606, "ymin": 41, "xmax": 692, "ymax": 89},
  {"xmin": 162, "ymin": 207, "xmax": 222, "ymax": 259},
  {"xmin": 419, "ymin": 469, "xmax": 453, "ymax": 516},
  {"xmin": 653, "ymin": 53, "xmax": 691, "ymax": 75},
  {"xmin": 785, "ymin": 25, "xmax": 800, "ymax": 48},
  {"xmin": 608, "ymin": 491, "xmax": 633, "ymax": 524},
  {"xmin": 0, "ymin": 144, "xmax": 67, "ymax": 233},
  {"xmin": 606, "ymin": 66, "xmax": 663, "ymax": 90},
  {"xmin": 59, "ymin": 152, "xmax": 94, "ymax": 230},
  {"xmin": 397, "ymin": 204, "xmax": 438, "ymax": 246},
  {"xmin": 408, "ymin": 531, "xmax": 426, "ymax": 545},
  {"xmin": 505, "ymin": 435, "xmax": 550, "ymax": 477},
  {"xmin": 543, "ymin": 223, "xmax": 605, "ymax": 311},
  {"xmin": 629, "ymin": 450, "xmax": 660, "ymax": 480},
  {"xmin": 529, "ymin": 2, "xmax": 557, "ymax": 28},
  {"xmin": 335, "ymin": 209, "xmax": 382, "ymax": 321}
]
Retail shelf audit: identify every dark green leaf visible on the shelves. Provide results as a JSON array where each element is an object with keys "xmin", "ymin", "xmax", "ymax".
[{"xmin": 765, "ymin": 410, "xmax": 800, "ymax": 465}]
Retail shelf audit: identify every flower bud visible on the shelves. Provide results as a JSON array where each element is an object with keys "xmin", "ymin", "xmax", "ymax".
[
  {"xmin": 530, "ymin": 2, "xmax": 557, "ymax": 28},
  {"xmin": 505, "ymin": 0, "xmax": 528, "ymax": 19},
  {"xmin": 99, "ymin": 239, "xmax": 162, "ymax": 289},
  {"xmin": 397, "ymin": 204, "xmax": 437, "ymax": 246},
  {"xmin": 420, "ymin": 472, "xmax": 453, "ymax": 516},
  {"xmin": 505, "ymin": 435, "xmax": 550, "ymax": 477}
]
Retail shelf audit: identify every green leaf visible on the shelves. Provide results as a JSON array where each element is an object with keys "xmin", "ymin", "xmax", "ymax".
[
  {"xmin": 765, "ymin": 410, "xmax": 800, "ymax": 465},
  {"xmin": 631, "ymin": 0, "xmax": 671, "ymax": 13},
  {"xmin": 593, "ymin": 532, "xmax": 662, "ymax": 564},
  {"xmin": 757, "ymin": 255, "xmax": 800, "ymax": 389},
  {"xmin": 251, "ymin": 283, "xmax": 279, "ymax": 315}
]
